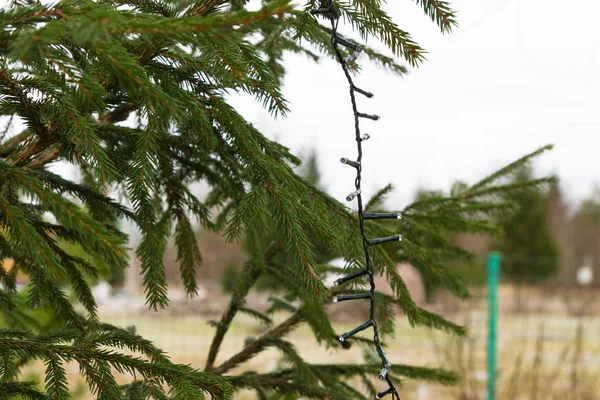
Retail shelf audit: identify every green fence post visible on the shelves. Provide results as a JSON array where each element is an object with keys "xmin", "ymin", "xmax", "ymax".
[{"xmin": 487, "ymin": 251, "xmax": 500, "ymax": 400}]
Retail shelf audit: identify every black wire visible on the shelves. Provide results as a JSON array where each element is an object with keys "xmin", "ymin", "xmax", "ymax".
[{"xmin": 324, "ymin": 11, "xmax": 400, "ymax": 400}]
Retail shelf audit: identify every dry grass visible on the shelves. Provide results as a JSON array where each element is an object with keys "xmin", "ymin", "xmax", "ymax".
[{"xmin": 18, "ymin": 285, "xmax": 600, "ymax": 399}]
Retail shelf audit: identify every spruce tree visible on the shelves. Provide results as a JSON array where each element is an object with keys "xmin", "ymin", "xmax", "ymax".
[
  {"xmin": 492, "ymin": 166, "xmax": 560, "ymax": 283},
  {"xmin": 0, "ymin": 0, "xmax": 555, "ymax": 398}
]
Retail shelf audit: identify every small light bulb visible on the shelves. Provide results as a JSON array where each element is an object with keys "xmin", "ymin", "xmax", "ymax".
[
  {"xmin": 332, "ymin": 296, "xmax": 338, "ymax": 303},
  {"xmin": 338, "ymin": 336, "xmax": 345, "ymax": 342},
  {"xmin": 344, "ymin": 53, "xmax": 359, "ymax": 63},
  {"xmin": 397, "ymin": 213, "xmax": 402, "ymax": 220},
  {"xmin": 361, "ymin": 134, "xmax": 370, "ymax": 141},
  {"xmin": 378, "ymin": 367, "xmax": 388, "ymax": 380},
  {"xmin": 346, "ymin": 189, "xmax": 361, "ymax": 202},
  {"xmin": 333, "ymin": 280, "xmax": 340, "ymax": 287},
  {"xmin": 340, "ymin": 158, "xmax": 360, "ymax": 168}
]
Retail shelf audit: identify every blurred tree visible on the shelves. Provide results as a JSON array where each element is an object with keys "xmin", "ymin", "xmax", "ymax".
[
  {"xmin": 493, "ymin": 166, "xmax": 560, "ymax": 283},
  {"xmin": 546, "ymin": 183, "xmax": 575, "ymax": 285},
  {"xmin": 570, "ymin": 187, "xmax": 600, "ymax": 284},
  {"xmin": 0, "ymin": 0, "xmax": 555, "ymax": 398}
]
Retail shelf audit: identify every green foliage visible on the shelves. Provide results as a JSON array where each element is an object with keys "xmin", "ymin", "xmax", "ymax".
[
  {"xmin": 0, "ymin": 0, "xmax": 556, "ymax": 398},
  {"xmin": 252, "ymin": 150, "xmax": 339, "ymax": 292},
  {"xmin": 220, "ymin": 261, "xmax": 242, "ymax": 294},
  {"xmin": 492, "ymin": 165, "xmax": 560, "ymax": 283}
]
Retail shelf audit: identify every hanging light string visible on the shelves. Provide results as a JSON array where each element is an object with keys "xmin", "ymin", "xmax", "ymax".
[{"xmin": 310, "ymin": 3, "xmax": 402, "ymax": 399}]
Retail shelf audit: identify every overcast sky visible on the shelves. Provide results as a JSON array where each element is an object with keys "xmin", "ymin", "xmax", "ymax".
[{"xmin": 230, "ymin": 0, "xmax": 600, "ymax": 210}]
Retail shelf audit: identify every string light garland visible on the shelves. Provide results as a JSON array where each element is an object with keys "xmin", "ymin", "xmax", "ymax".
[{"xmin": 310, "ymin": 2, "xmax": 402, "ymax": 399}]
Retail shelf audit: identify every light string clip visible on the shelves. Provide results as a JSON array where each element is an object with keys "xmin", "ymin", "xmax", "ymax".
[{"xmin": 310, "ymin": 1, "xmax": 402, "ymax": 398}]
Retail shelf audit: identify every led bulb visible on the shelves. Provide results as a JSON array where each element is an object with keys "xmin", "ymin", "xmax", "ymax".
[
  {"xmin": 353, "ymin": 86, "xmax": 374, "ymax": 99},
  {"xmin": 332, "ymin": 296, "xmax": 338, "ymax": 303},
  {"xmin": 338, "ymin": 336, "xmax": 345, "ymax": 342},
  {"xmin": 361, "ymin": 134, "xmax": 371, "ymax": 141},
  {"xmin": 344, "ymin": 53, "xmax": 359, "ymax": 63},
  {"xmin": 358, "ymin": 113, "xmax": 380, "ymax": 121},
  {"xmin": 376, "ymin": 388, "xmax": 393, "ymax": 399},
  {"xmin": 346, "ymin": 189, "xmax": 361, "ymax": 202},
  {"xmin": 378, "ymin": 367, "xmax": 388, "ymax": 380},
  {"xmin": 340, "ymin": 158, "xmax": 360, "ymax": 168}
]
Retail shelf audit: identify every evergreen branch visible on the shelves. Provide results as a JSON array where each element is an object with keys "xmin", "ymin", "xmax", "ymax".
[
  {"xmin": 238, "ymin": 307, "xmax": 273, "ymax": 326},
  {"xmin": 291, "ymin": 12, "xmax": 339, "ymax": 60},
  {"xmin": 422, "ymin": 200, "xmax": 517, "ymax": 218},
  {"xmin": 229, "ymin": 372, "xmax": 333, "ymax": 399},
  {"xmin": 24, "ymin": 269, "xmax": 85, "ymax": 329},
  {"xmin": 2, "ymin": 3, "xmax": 66, "ymax": 26},
  {"xmin": 465, "ymin": 144, "xmax": 554, "ymax": 194},
  {"xmin": 266, "ymin": 296, "xmax": 298, "ymax": 314},
  {"xmin": 43, "ymin": 354, "xmax": 70, "ymax": 399},
  {"xmin": 98, "ymin": 102, "xmax": 137, "ymax": 125},
  {"xmin": 412, "ymin": 306, "xmax": 467, "ymax": 335},
  {"xmin": 0, "ymin": 333, "xmax": 234, "ymax": 399},
  {"xmin": 0, "ymin": 71, "xmax": 48, "ymax": 146},
  {"xmin": 186, "ymin": 0, "xmax": 228, "ymax": 17},
  {"xmin": 30, "ymin": 169, "xmax": 135, "ymax": 221},
  {"xmin": 205, "ymin": 242, "xmax": 281, "ymax": 371},
  {"xmin": 212, "ymin": 311, "xmax": 303, "ymax": 374},
  {"xmin": 24, "ymin": 147, "xmax": 60, "ymax": 169},
  {"xmin": 405, "ymin": 213, "xmax": 500, "ymax": 235},
  {"xmin": 375, "ymin": 250, "xmax": 466, "ymax": 336},
  {"xmin": 93, "ymin": 38, "xmax": 180, "ymax": 119},
  {"xmin": 401, "ymin": 238, "xmax": 469, "ymax": 298},
  {"xmin": 173, "ymin": 210, "xmax": 202, "ymax": 296},
  {"xmin": 7, "ymin": 137, "xmax": 52, "ymax": 170},
  {"xmin": 306, "ymin": 363, "xmax": 457, "ymax": 385},
  {"xmin": 0, "ymin": 115, "xmax": 15, "ymax": 142},
  {"xmin": 0, "ymin": 130, "xmax": 31, "ymax": 158},
  {"xmin": 468, "ymin": 177, "xmax": 557, "ymax": 200},
  {"xmin": 269, "ymin": 339, "xmax": 318, "ymax": 384},
  {"xmin": 1, "ymin": 164, "xmax": 128, "ymax": 272},
  {"xmin": 412, "ymin": 0, "xmax": 457, "ymax": 33},
  {"xmin": 110, "ymin": 0, "xmax": 172, "ymax": 16},
  {"xmin": 364, "ymin": 184, "xmax": 394, "ymax": 211},
  {"xmin": 86, "ymin": 324, "xmax": 171, "ymax": 363},
  {"xmin": 161, "ymin": 160, "xmax": 206, "ymax": 296},
  {"xmin": 109, "ymin": 1, "xmax": 293, "ymax": 36},
  {"xmin": 335, "ymin": 2, "xmax": 426, "ymax": 66},
  {"xmin": 265, "ymin": 184, "xmax": 326, "ymax": 299},
  {"xmin": 404, "ymin": 194, "xmax": 457, "ymax": 213},
  {"xmin": 0, "ymin": 381, "xmax": 48, "ymax": 400},
  {"xmin": 0, "ymin": 196, "xmax": 64, "ymax": 278},
  {"xmin": 137, "ymin": 212, "xmax": 171, "ymax": 310},
  {"xmin": 204, "ymin": 263, "xmax": 265, "ymax": 370},
  {"xmin": 224, "ymin": 183, "xmax": 269, "ymax": 243},
  {"xmin": 300, "ymin": 296, "xmax": 338, "ymax": 347},
  {"xmin": 34, "ymin": 231, "xmax": 100, "ymax": 322}
]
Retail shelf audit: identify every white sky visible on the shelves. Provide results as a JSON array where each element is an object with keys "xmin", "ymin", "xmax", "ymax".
[{"xmin": 230, "ymin": 0, "xmax": 600, "ymax": 210}]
